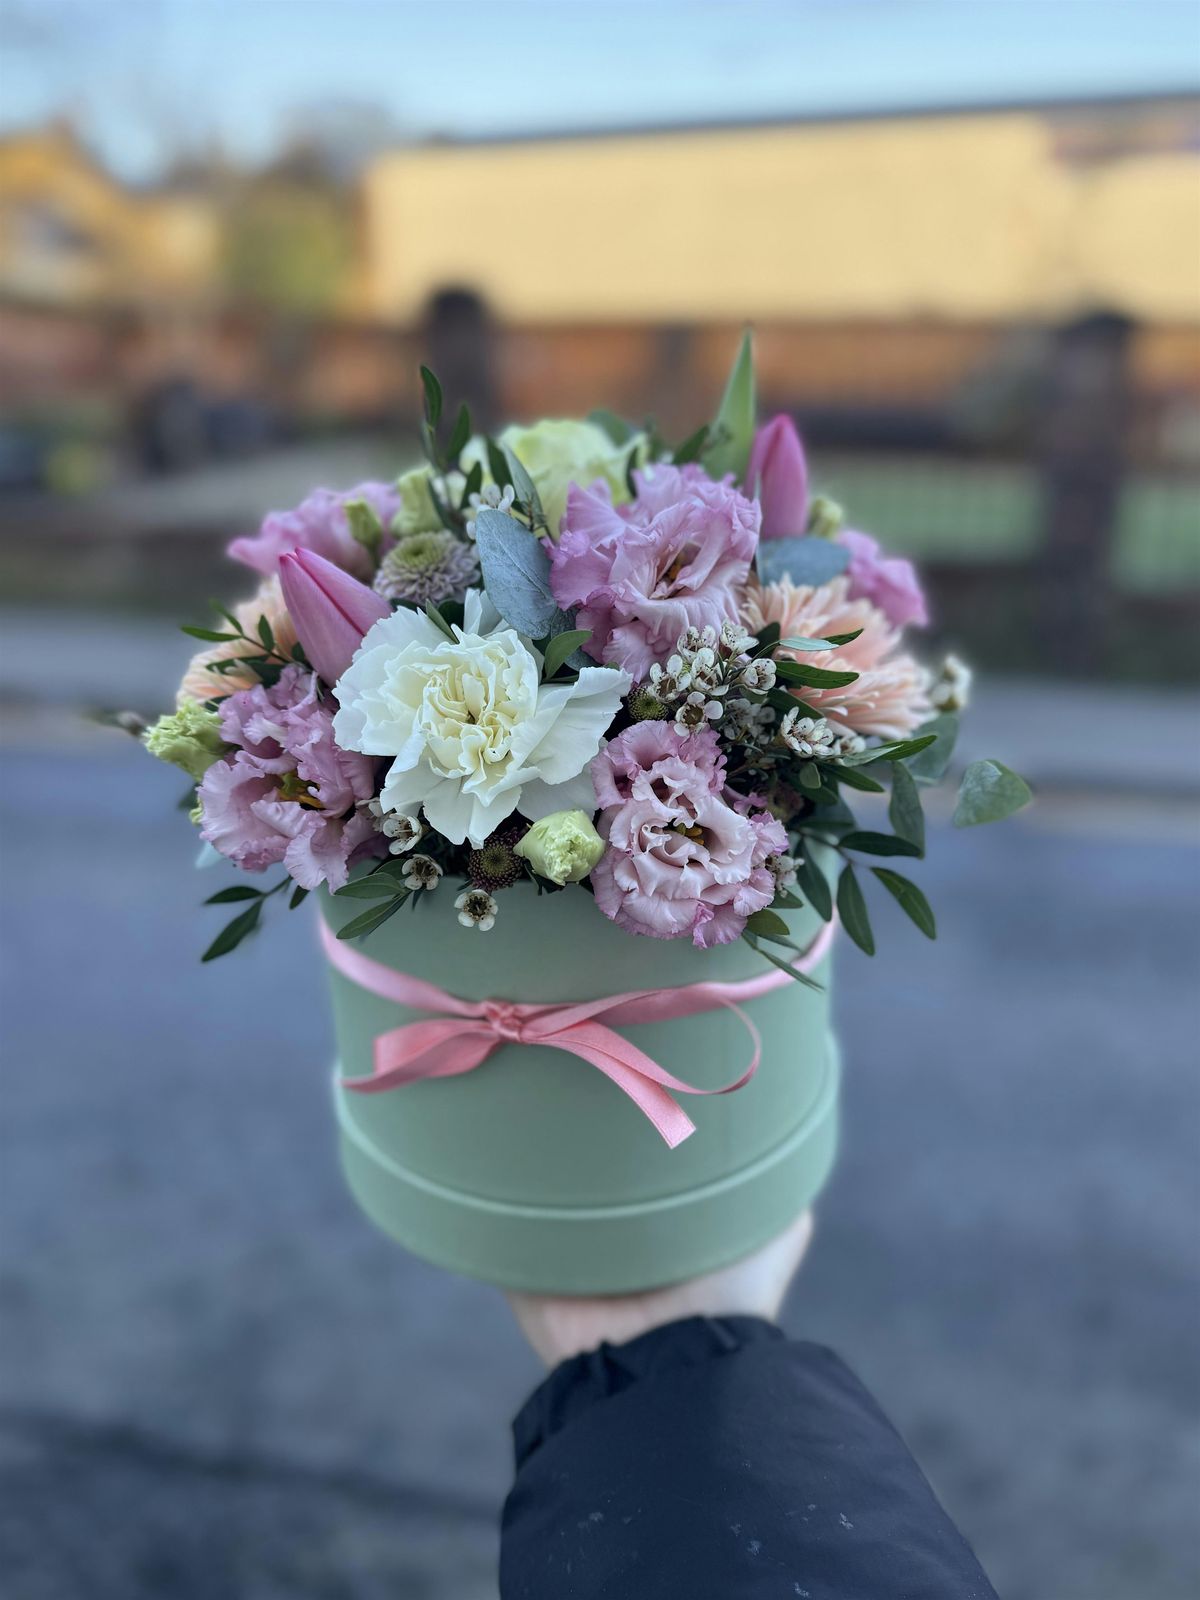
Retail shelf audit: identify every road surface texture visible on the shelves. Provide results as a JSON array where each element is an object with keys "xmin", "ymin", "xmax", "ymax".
[{"xmin": 2, "ymin": 672, "xmax": 1198, "ymax": 1598}]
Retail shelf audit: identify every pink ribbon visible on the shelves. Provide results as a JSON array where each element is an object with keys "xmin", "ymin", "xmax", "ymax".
[{"xmin": 320, "ymin": 916, "xmax": 836, "ymax": 1148}]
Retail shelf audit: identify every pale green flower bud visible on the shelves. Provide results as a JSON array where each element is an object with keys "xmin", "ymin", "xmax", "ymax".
[
  {"xmin": 143, "ymin": 701, "xmax": 227, "ymax": 783},
  {"xmin": 498, "ymin": 420, "xmax": 639, "ymax": 538},
  {"xmin": 514, "ymin": 808, "xmax": 604, "ymax": 885},
  {"xmin": 393, "ymin": 467, "xmax": 441, "ymax": 536}
]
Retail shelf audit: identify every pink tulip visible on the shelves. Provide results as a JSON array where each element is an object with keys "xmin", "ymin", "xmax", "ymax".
[
  {"xmin": 278, "ymin": 547, "xmax": 389, "ymax": 688},
  {"xmin": 745, "ymin": 414, "xmax": 809, "ymax": 539}
]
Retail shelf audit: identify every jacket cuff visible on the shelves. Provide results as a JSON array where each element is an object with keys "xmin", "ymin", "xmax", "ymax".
[{"xmin": 512, "ymin": 1314, "xmax": 784, "ymax": 1468}]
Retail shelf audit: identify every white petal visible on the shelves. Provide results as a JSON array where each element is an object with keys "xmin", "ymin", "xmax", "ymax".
[
  {"xmin": 519, "ymin": 767, "xmax": 598, "ymax": 821},
  {"xmin": 523, "ymin": 666, "xmax": 630, "ymax": 786}
]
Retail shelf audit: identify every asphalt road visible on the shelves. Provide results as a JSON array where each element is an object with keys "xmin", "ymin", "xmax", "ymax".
[{"xmin": 2, "ymin": 731, "xmax": 1198, "ymax": 1600}]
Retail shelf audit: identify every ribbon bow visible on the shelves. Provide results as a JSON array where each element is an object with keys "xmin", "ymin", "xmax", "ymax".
[{"xmin": 320, "ymin": 917, "xmax": 835, "ymax": 1148}]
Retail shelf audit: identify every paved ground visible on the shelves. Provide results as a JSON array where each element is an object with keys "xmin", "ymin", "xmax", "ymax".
[{"xmin": 1, "ymin": 658, "xmax": 1198, "ymax": 1597}]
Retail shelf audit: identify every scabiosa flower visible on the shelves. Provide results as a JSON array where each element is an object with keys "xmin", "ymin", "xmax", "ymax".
[
  {"xmin": 467, "ymin": 821, "xmax": 529, "ymax": 891},
  {"xmin": 401, "ymin": 853, "xmax": 442, "ymax": 892},
  {"xmin": 372, "ymin": 530, "xmax": 480, "ymax": 608},
  {"xmin": 626, "ymin": 683, "xmax": 670, "ymax": 722},
  {"xmin": 455, "ymin": 888, "xmax": 498, "ymax": 930}
]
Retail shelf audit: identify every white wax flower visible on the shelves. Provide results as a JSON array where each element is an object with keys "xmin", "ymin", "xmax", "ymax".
[{"xmin": 333, "ymin": 591, "xmax": 629, "ymax": 847}]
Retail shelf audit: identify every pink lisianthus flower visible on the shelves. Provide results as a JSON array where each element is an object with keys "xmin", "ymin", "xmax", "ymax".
[
  {"xmin": 228, "ymin": 482, "xmax": 401, "ymax": 582},
  {"xmin": 836, "ymin": 527, "xmax": 928, "ymax": 630},
  {"xmin": 589, "ymin": 723, "xmax": 787, "ymax": 948},
  {"xmin": 548, "ymin": 464, "xmax": 759, "ymax": 679},
  {"xmin": 199, "ymin": 665, "xmax": 381, "ymax": 891}
]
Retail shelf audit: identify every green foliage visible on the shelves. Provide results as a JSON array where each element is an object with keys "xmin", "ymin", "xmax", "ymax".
[
  {"xmin": 703, "ymin": 330, "xmax": 756, "ymax": 482},
  {"xmin": 887, "ymin": 762, "xmax": 926, "ymax": 853},
  {"xmin": 671, "ymin": 425, "xmax": 709, "ymax": 465},
  {"xmin": 774, "ymin": 660, "xmax": 859, "ymax": 690},
  {"xmin": 336, "ymin": 897, "xmax": 409, "ymax": 940},
  {"xmin": 953, "ymin": 760, "xmax": 1032, "ymax": 827},
  {"xmin": 836, "ymin": 864, "xmax": 875, "ymax": 956},
  {"xmin": 202, "ymin": 902, "xmax": 262, "ymax": 962},
  {"xmin": 871, "ymin": 868, "xmax": 937, "ymax": 940},
  {"xmin": 795, "ymin": 854, "xmax": 833, "ymax": 922},
  {"xmin": 420, "ymin": 366, "xmax": 443, "ymax": 428},
  {"xmin": 542, "ymin": 629, "xmax": 591, "ymax": 680},
  {"xmin": 588, "ymin": 408, "xmax": 639, "ymax": 446},
  {"xmin": 840, "ymin": 829, "xmax": 923, "ymax": 859},
  {"xmin": 905, "ymin": 714, "xmax": 959, "ymax": 784},
  {"xmin": 840, "ymin": 733, "xmax": 935, "ymax": 767},
  {"xmin": 345, "ymin": 499, "xmax": 384, "ymax": 563}
]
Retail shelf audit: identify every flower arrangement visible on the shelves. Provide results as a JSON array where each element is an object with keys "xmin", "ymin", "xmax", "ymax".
[{"xmin": 142, "ymin": 336, "xmax": 1029, "ymax": 970}]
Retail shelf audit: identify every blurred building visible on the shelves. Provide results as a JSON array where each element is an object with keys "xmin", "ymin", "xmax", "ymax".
[{"xmin": 0, "ymin": 122, "xmax": 221, "ymax": 308}]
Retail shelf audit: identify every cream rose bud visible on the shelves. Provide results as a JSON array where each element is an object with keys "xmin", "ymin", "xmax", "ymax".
[{"xmin": 514, "ymin": 809, "xmax": 604, "ymax": 885}]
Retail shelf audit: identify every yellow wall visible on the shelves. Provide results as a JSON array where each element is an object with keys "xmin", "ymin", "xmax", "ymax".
[
  {"xmin": 362, "ymin": 110, "xmax": 1200, "ymax": 325},
  {"xmin": 0, "ymin": 127, "xmax": 220, "ymax": 305}
]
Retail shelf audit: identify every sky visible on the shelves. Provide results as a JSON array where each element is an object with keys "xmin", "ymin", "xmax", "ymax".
[{"xmin": 2, "ymin": 0, "xmax": 1198, "ymax": 181}]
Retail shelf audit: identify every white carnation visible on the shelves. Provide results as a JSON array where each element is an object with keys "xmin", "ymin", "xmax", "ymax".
[{"xmin": 333, "ymin": 592, "xmax": 629, "ymax": 847}]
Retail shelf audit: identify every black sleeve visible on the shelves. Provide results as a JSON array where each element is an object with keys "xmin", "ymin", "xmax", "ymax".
[{"xmin": 501, "ymin": 1315, "xmax": 998, "ymax": 1600}]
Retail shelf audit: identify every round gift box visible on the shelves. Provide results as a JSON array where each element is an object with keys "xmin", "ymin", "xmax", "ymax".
[{"xmin": 319, "ymin": 880, "xmax": 839, "ymax": 1295}]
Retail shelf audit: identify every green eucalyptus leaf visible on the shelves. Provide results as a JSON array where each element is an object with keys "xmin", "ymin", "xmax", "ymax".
[
  {"xmin": 503, "ymin": 447, "xmax": 548, "ymax": 531},
  {"xmin": 474, "ymin": 508, "xmax": 561, "ymax": 636},
  {"xmin": 204, "ymin": 885, "xmax": 262, "ymax": 904},
  {"xmin": 744, "ymin": 908, "xmax": 791, "ymax": 939},
  {"xmin": 288, "ymin": 886, "xmax": 309, "ymax": 909},
  {"xmin": 904, "ymin": 714, "xmax": 959, "ymax": 784},
  {"xmin": 871, "ymin": 867, "xmax": 937, "ymax": 939},
  {"xmin": 953, "ymin": 760, "xmax": 1032, "ymax": 827},
  {"xmin": 703, "ymin": 329, "xmax": 756, "ymax": 481},
  {"xmin": 887, "ymin": 762, "xmax": 926, "ymax": 853},
  {"xmin": 424, "ymin": 601, "xmax": 455, "ymax": 639},
  {"xmin": 836, "ymin": 864, "xmax": 875, "ymax": 956},
  {"xmin": 756, "ymin": 537, "xmax": 851, "ymax": 589}
]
